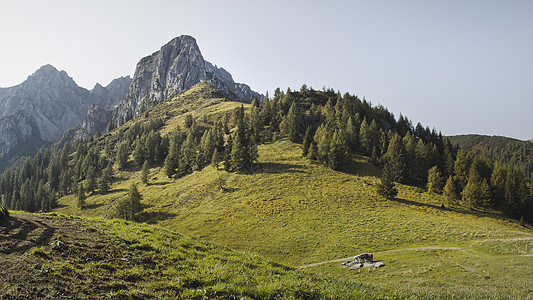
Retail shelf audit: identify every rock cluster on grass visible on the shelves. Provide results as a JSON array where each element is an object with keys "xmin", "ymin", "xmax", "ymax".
[{"xmin": 341, "ymin": 253, "xmax": 385, "ymax": 269}]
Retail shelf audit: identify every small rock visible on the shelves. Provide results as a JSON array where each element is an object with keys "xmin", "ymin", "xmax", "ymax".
[{"xmin": 51, "ymin": 240, "xmax": 67, "ymax": 251}]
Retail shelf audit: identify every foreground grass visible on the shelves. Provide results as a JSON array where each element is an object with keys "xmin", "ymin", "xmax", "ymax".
[
  {"xmin": 1, "ymin": 213, "xmax": 404, "ymax": 299},
  {"xmin": 55, "ymin": 140, "xmax": 533, "ymax": 299}
]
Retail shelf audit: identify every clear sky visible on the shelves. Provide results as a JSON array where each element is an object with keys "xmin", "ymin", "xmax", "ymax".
[{"xmin": 1, "ymin": 0, "xmax": 532, "ymax": 140}]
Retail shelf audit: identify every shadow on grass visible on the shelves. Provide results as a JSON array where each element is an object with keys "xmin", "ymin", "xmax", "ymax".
[
  {"xmin": 84, "ymin": 203, "xmax": 104, "ymax": 210},
  {"xmin": 146, "ymin": 182, "xmax": 170, "ymax": 186},
  {"xmin": 338, "ymin": 154, "xmax": 382, "ymax": 177},
  {"xmin": 256, "ymin": 162, "xmax": 306, "ymax": 174},
  {"xmin": 391, "ymin": 197, "xmax": 513, "ymax": 222},
  {"xmin": 140, "ymin": 211, "xmax": 178, "ymax": 224}
]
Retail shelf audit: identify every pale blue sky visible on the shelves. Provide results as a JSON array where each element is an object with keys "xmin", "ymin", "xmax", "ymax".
[{"xmin": 1, "ymin": 0, "xmax": 532, "ymax": 140}]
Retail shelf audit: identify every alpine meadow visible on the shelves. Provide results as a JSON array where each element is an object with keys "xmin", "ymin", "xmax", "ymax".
[{"xmin": 1, "ymin": 35, "xmax": 532, "ymax": 299}]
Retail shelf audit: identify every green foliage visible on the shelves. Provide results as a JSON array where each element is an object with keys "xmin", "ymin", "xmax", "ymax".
[
  {"xmin": 443, "ymin": 176, "xmax": 459, "ymax": 206},
  {"xmin": 141, "ymin": 161, "xmax": 149, "ymax": 185},
  {"xmin": 383, "ymin": 134, "xmax": 407, "ymax": 183},
  {"xmin": 427, "ymin": 165, "xmax": 443, "ymax": 194},
  {"xmin": 116, "ymin": 184, "xmax": 143, "ymax": 221},
  {"xmin": 116, "ymin": 141, "xmax": 129, "ymax": 170},
  {"xmin": 77, "ymin": 182, "xmax": 85, "ymax": 209}
]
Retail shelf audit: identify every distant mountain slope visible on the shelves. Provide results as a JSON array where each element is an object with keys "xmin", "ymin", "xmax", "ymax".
[
  {"xmin": 448, "ymin": 134, "xmax": 533, "ymax": 180},
  {"xmin": 113, "ymin": 35, "xmax": 261, "ymax": 125},
  {"xmin": 0, "ymin": 65, "xmax": 130, "ymax": 170}
]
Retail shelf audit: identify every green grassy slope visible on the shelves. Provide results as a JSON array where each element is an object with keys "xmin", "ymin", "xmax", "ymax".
[
  {"xmin": 1, "ymin": 213, "xmax": 402, "ymax": 299},
  {"xmin": 54, "ymin": 139, "xmax": 533, "ymax": 299}
]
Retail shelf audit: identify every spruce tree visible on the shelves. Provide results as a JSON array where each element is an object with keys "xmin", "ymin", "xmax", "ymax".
[
  {"xmin": 383, "ymin": 134, "xmax": 407, "ymax": 183},
  {"xmin": 116, "ymin": 141, "xmax": 129, "ymax": 170},
  {"xmin": 77, "ymin": 182, "xmax": 85, "ymax": 209},
  {"xmin": 302, "ymin": 126, "xmax": 314, "ymax": 157},
  {"xmin": 280, "ymin": 101, "xmax": 304, "ymax": 142},
  {"xmin": 141, "ymin": 161, "xmax": 149, "ymax": 185},
  {"xmin": 116, "ymin": 184, "xmax": 143, "ymax": 221},
  {"xmin": 443, "ymin": 176, "xmax": 458, "ymax": 206},
  {"xmin": 427, "ymin": 166, "xmax": 443, "ymax": 194},
  {"xmin": 133, "ymin": 139, "xmax": 146, "ymax": 168},
  {"xmin": 211, "ymin": 148, "xmax": 221, "ymax": 170},
  {"xmin": 359, "ymin": 117, "xmax": 371, "ymax": 155},
  {"xmin": 86, "ymin": 167, "xmax": 97, "ymax": 194},
  {"xmin": 377, "ymin": 167, "xmax": 398, "ymax": 199},
  {"xmin": 98, "ymin": 164, "xmax": 112, "ymax": 194}
]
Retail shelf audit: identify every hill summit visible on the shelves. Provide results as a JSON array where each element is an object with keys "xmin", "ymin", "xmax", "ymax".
[{"xmin": 113, "ymin": 35, "xmax": 262, "ymax": 126}]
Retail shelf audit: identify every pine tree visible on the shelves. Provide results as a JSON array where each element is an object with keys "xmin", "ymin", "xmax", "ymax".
[
  {"xmin": 98, "ymin": 163, "xmax": 112, "ymax": 194},
  {"xmin": 86, "ymin": 167, "xmax": 97, "ymax": 194},
  {"xmin": 77, "ymin": 182, "xmax": 85, "ymax": 209},
  {"xmin": 443, "ymin": 176, "xmax": 458, "ymax": 207},
  {"xmin": 314, "ymin": 124, "xmax": 331, "ymax": 163},
  {"xmin": 133, "ymin": 139, "xmax": 146, "ymax": 167},
  {"xmin": 383, "ymin": 134, "xmax": 407, "ymax": 183},
  {"xmin": 141, "ymin": 161, "xmax": 149, "ymax": 185},
  {"xmin": 454, "ymin": 149, "xmax": 471, "ymax": 191},
  {"xmin": 359, "ymin": 117, "xmax": 371, "ymax": 155},
  {"xmin": 377, "ymin": 167, "xmax": 398, "ymax": 199},
  {"xmin": 116, "ymin": 141, "xmax": 129, "ymax": 170},
  {"xmin": 302, "ymin": 126, "xmax": 314, "ymax": 157},
  {"xmin": 427, "ymin": 165, "xmax": 443, "ymax": 194},
  {"xmin": 116, "ymin": 184, "xmax": 143, "ymax": 221},
  {"xmin": 490, "ymin": 163, "xmax": 507, "ymax": 208},
  {"xmin": 211, "ymin": 148, "xmax": 221, "ymax": 170},
  {"xmin": 178, "ymin": 131, "xmax": 196, "ymax": 177},
  {"xmin": 328, "ymin": 129, "xmax": 349, "ymax": 170},
  {"xmin": 280, "ymin": 101, "xmax": 304, "ymax": 142}
]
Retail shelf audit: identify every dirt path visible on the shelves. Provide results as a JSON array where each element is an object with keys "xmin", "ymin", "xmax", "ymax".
[{"xmin": 298, "ymin": 244, "xmax": 532, "ymax": 269}]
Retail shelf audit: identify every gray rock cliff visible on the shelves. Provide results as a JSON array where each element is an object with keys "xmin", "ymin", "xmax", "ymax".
[
  {"xmin": 113, "ymin": 35, "xmax": 261, "ymax": 125},
  {"xmin": 0, "ymin": 65, "xmax": 129, "ymax": 155}
]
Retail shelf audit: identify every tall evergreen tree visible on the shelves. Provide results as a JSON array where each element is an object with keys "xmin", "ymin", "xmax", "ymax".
[
  {"xmin": 302, "ymin": 126, "xmax": 314, "ymax": 157},
  {"xmin": 443, "ymin": 176, "xmax": 459, "ymax": 206},
  {"xmin": 116, "ymin": 141, "xmax": 129, "ymax": 170},
  {"xmin": 141, "ymin": 161, "xmax": 149, "ymax": 185},
  {"xmin": 116, "ymin": 184, "xmax": 143, "ymax": 221},
  {"xmin": 427, "ymin": 165, "xmax": 443, "ymax": 194},
  {"xmin": 77, "ymin": 182, "xmax": 85, "ymax": 209},
  {"xmin": 280, "ymin": 101, "xmax": 304, "ymax": 142},
  {"xmin": 377, "ymin": 167, "xmax": 398, "ymax": 199},
  {"xmin": 86, "ymin": 167, "xmax": 97, "ymax": 195},
  {"xmin": 383, "ymin": 134, "xmax": 407, "ymax": 183}
]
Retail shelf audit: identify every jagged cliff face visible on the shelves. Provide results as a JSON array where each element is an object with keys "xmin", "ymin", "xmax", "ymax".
[
  {"xmin": 0, "ymin": 65, "xmax": 130, "ymax": 154},
  {"xmin": 91, "ymin": 76, "xmax": 132, "ymax": 110},
  {"xmin": 114, "ymin": 35, "xmax": 261, "ymax": 125}
]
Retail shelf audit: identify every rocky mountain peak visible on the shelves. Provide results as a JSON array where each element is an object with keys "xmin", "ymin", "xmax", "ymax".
[
  {"xmin": 26, "ymin": 64, "xmax": 77, "ymax": 89},
  {"xmin": 0, "ymin": 65, "xmax": 129, "ymax": 157},
  {"xmin": 113, "ymin": 35, "xmax": 261, "ymax": 125}
]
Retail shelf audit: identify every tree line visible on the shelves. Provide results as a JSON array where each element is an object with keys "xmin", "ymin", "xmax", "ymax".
[{"xmin": 0, "ymin": 84, "xmax": 531, "ymax": 222}]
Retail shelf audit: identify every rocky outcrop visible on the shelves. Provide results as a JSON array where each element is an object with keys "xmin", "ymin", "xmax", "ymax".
[
  {"xmin": 91, "ymin": 76, "xmax": 132, "ymax": 110},
  {"xmin": 76, "ymin": 105, "xmax": 112, "ymax": 137},
  {"xmin": 341, "ymin": 253, "xmax": 385, "ymax": 270},
  {"xmin": 113, "ymin": 35, "xmax": 261, "ymax": 125}
]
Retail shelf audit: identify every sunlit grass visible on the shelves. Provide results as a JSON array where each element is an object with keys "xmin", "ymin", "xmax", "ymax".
[{"xmin": 55, "ymin": 137, "xmax": 533, "ymax": 299}]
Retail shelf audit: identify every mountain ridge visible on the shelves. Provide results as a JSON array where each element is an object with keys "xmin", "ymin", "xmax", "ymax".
[
  {"xmin": 0, "ymin": 65, "xmax": 130, "ymax": 169},
  {"xmin": 113, "ymin": 35, "xmax": 261, "ymax": 126}
]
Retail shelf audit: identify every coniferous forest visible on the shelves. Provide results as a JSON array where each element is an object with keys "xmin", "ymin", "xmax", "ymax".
[{"xmin": 0, "ymin": 84, "xmax": 531, "ymax": 222}]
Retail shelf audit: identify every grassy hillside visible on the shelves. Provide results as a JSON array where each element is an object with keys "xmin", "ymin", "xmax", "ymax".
[
  {"xmin": 54, "ymin": 139, "xmax": 533, "ymax": 299},
  {"xmin": 1, "ymin": 213, "xmax": 402, "ymax": 299}
]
